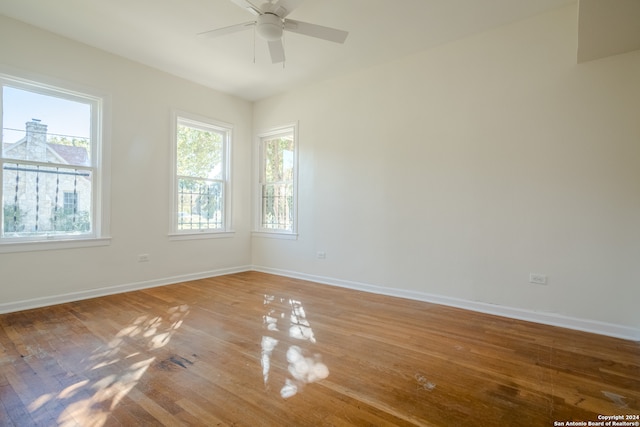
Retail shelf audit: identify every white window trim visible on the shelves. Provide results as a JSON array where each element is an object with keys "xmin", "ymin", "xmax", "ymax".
[
  {"xmin": 0, "ymin": 69, "xmax": 111, "ymax": 253},
  {"xmin": 253, "ymin": 122, "xmax": 298, "ymax": 238},
  {"xmin": 0, "ymin": 237, "xmax": 112, "ymax": 254},
  {"xmin": 169, "ymin": 109, "xmax": 234, "ymax": 240}
]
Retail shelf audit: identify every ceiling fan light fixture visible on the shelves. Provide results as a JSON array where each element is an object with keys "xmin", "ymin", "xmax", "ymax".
[
  {"xmin": 256, "ymin": 13, "xmax": 283, "ymax": 41},
  {"xmin": 199, "ymin": 1, "xmax": 349, "ymax": 64}
]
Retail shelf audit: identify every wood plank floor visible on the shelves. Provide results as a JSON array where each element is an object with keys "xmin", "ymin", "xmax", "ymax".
[{"xmin": 1, "ymin": 271, "xmax": 638, "ymax": 426}]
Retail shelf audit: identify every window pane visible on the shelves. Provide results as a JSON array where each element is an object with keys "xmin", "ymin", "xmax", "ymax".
[
  {"xmin": 261, "ymin": 182, "xmax": 293, "ymax": 231},
  {"xmin": 2, "ymin": 86, "xmax": 92, "ymax": 167},
  {"xmin": 2, "ymin": 163, "xmax": 92, "ymax": 236},
  {"xmin": 177, "ymin": 124, "xmax": 223, "ymax": 180},
  {"xmin": 177, "ymin": 177, "xmax": 223, "ymax": 230},
  {"xmin": 63, "ymin": 192, "xmax": 77, "ymax": 213},
  {"xmin": 264, "ymin": 136, "xmax": 294, "ymax": 183},
  {"xmin": 173, "ymin": 114, "xmax": 230, "ymax": 235},
  {"xmin": 1, "ymin": 77, "xmax": 102, "ymax": 244}
]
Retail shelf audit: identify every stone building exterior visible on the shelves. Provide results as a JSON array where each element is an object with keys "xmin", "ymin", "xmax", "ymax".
[{"xmin": 2, "ymin": 119, "xmax": 92, "ymax": 234}]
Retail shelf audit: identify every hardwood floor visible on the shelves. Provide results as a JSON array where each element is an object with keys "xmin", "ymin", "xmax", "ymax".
[{"xmin": 1, "ymin": 271, "xmax": 638, "ymax": 426}]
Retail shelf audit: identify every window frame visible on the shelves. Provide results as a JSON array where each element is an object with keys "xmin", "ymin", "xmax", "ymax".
[
  {"xmin": 169, "ymin": 110, "xmax": 233, "ymax": 240},
  {"xmin": 253, "ymin": 123, "xmax": 298, "ymax": 239},
  {"xmin": 0, "ymin": 70, "xmax": 110, "ymax": 253}
]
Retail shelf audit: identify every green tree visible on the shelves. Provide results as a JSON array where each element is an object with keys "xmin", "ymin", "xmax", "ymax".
[
  {"xmin": 3, "ymin": 204, "xmax": 26, "ymax": 232},
  {"xmin": 51, "ymin": 208, "xmax": 91, "ymax": 232},
  {"xmin": 265, "ymin": 137, "xmax": 294, "ymax": 182},
  {"xmin": 47, "ymin": 135, "xmax": 90, "ymax": 151},
  {"xmin": 176, "ymin": 124, "xmax": 224, "ymax": 226},
  {"xmin": 177, "ymin": 125, "xmax": 222, "ymax": 179},
  {"xmin": 262, "ymin": 136, "xmax": 294, "ymax": 229}
]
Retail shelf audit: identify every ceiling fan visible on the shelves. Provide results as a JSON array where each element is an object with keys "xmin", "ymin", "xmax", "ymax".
[{"xmin": 199, "ymin": 0, "xmax": 349, "ymax": 64}]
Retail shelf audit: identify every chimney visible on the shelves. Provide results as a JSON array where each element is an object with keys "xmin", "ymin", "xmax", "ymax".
[
  {"xmin": 25, "ymin": 119, "xmax": 48, "ymax": 160},
  {"xmin": 26, "ymin": 119, "xmax": 47, "ymax": 144}
]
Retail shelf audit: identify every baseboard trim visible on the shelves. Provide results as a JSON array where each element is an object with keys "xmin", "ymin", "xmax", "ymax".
[
  {"xmin": 0, "ymin": 265, "xmax": 252, "ymax": 314},
  {"xmin": 251, "ymin": 266, "xmax": 640, "ymax": 342},
  {"xmin": 3, "ymin": 265, "xmax": 637, "ymax": 342}
]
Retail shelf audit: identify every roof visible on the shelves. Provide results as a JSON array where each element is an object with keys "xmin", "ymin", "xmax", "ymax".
[
  {"xmin": 2, "ymin": 140, "xmax": 90, "ymax": 167},
  {"xmin": 48, "ymin": 143, "xmax": 90, "ymax": 167}
]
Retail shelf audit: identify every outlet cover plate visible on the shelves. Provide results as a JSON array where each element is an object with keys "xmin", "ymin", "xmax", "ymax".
[{"xmin": 529, "ymin": 273, "xmax": 547, "ymax": 285}]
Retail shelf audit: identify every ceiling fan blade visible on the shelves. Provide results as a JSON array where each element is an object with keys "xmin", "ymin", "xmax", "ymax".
[
  {"xmin": 272, "ymin": 0, "xmax": 306, "ymax": 17},
  {"xmin": 198, "ymin": 21, "xmax": 255, "ymax": 38},
  {"xmin": 268, "ymin": 39, "xmax": 286, "ymax": 63},
  {"xmin": 228, "ymin": 0, "xmax": 261, "ymax": 15},
  {"xmin": 284, "ymin": 19, "xmax": 348, "ymax": 43}
]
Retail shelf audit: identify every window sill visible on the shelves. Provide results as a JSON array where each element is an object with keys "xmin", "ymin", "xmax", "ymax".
[
  {"xmin": 252, "ymin": 231, "xmax": 298, "ymax": 240},
  {"xmin": 169, "ymin": 230, "xmax": 236, "ymax": 241},
  {"xmin": 0, "ymin": 236, "xmax": 112, "ymax": 254}
]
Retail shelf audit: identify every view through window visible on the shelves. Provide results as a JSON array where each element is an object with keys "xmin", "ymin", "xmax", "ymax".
[
  {"xmin": 173, "ymin": 114, "xmax": 230, "ymax": 234},
  {"xmin": 258, "ymin": 125, "xmax": 297, "ymax": 234},
  {"xmin": 1, "ymin": 78, "xmax": 101, "ymax": 243}
]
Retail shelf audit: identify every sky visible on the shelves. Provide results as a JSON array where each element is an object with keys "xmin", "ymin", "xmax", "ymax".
[{"xmin": 2, "ymin": 85, "xmax": 91, "ymax": 144}]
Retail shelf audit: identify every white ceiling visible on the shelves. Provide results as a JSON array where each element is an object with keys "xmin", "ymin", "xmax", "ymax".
[
  {"xmin": 577, "ymin": 0, "xmax": 640, "ymax": 63},
  {"xmin": 0, "ymin": 0, "xmax": 578, "ymax": 101}
]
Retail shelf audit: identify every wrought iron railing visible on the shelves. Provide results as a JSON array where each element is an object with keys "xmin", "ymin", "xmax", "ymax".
[
  {"xmin": 261, "ymin": 182, "xmax": 293, "ymax": 231},
  {"xmin": 177, "ymin": 177, "xmax": 223, "ymax": 230},
  {"xmin": 2, "ymin": 162, "xmax": 92, "ymax": 236}
]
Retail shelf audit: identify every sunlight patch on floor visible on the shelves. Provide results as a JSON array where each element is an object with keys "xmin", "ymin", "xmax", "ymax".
[
  {"xmin": 22, "ymin": 304, "xmax": 190, "ymax": 426},
  {"xmin": 261, "ymin": 294, "xmax": 329, "ymax": 399}
]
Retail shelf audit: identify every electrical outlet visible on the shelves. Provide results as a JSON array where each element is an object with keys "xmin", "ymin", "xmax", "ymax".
[
  {"xmin": 529, "ymin": 273, "xmax": 547, "ymax": 285},
  {"xmin": 316, "ymin": 251, "xmax": 326, "ymax": 259},
  {"xmin": 138, "ymin": 254, "xmax": 150, "ymax": 262}
]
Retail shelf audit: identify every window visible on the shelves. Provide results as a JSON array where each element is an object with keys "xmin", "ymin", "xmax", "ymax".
[
  {"xmin": 171, "ymin": 112, "xmax": 232, "ymax": 237},
  {"xmin": 1, "ymin": 73, "xmax": 107, "ymax": 249},
  {"xmin": 63, "ymin": 192, "xmax": 78, "ymax": 214},
  {"xmin": 256, "ymin": 124, "xmax": 297, "ymax": 236}
]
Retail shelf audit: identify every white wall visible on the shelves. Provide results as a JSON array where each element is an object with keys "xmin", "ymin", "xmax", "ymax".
[
  {"xmin": 1, "ymin": 6, "xmax": 638, "ymax": 338},
  {"xmin": 252, "ymin": 5, "xmax": 640, "ymax": 334},
  {"xmin": 0, "ymin": 16, "xmax": 253, "ymax": 307}
]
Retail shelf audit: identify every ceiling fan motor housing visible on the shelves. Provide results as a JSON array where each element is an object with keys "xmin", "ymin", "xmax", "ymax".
[
  {"xmin": 257, "ymin": 13, "xmax": 283, "ymax": 41},
  {"xmin": 198, "ymin": 1, "xmax": 349, "ymax": 63}
]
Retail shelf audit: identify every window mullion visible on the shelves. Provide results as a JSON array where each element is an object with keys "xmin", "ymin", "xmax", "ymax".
[{"xmin": 1, "ymin": 158, "xmax": 93, "ymax": 171}]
